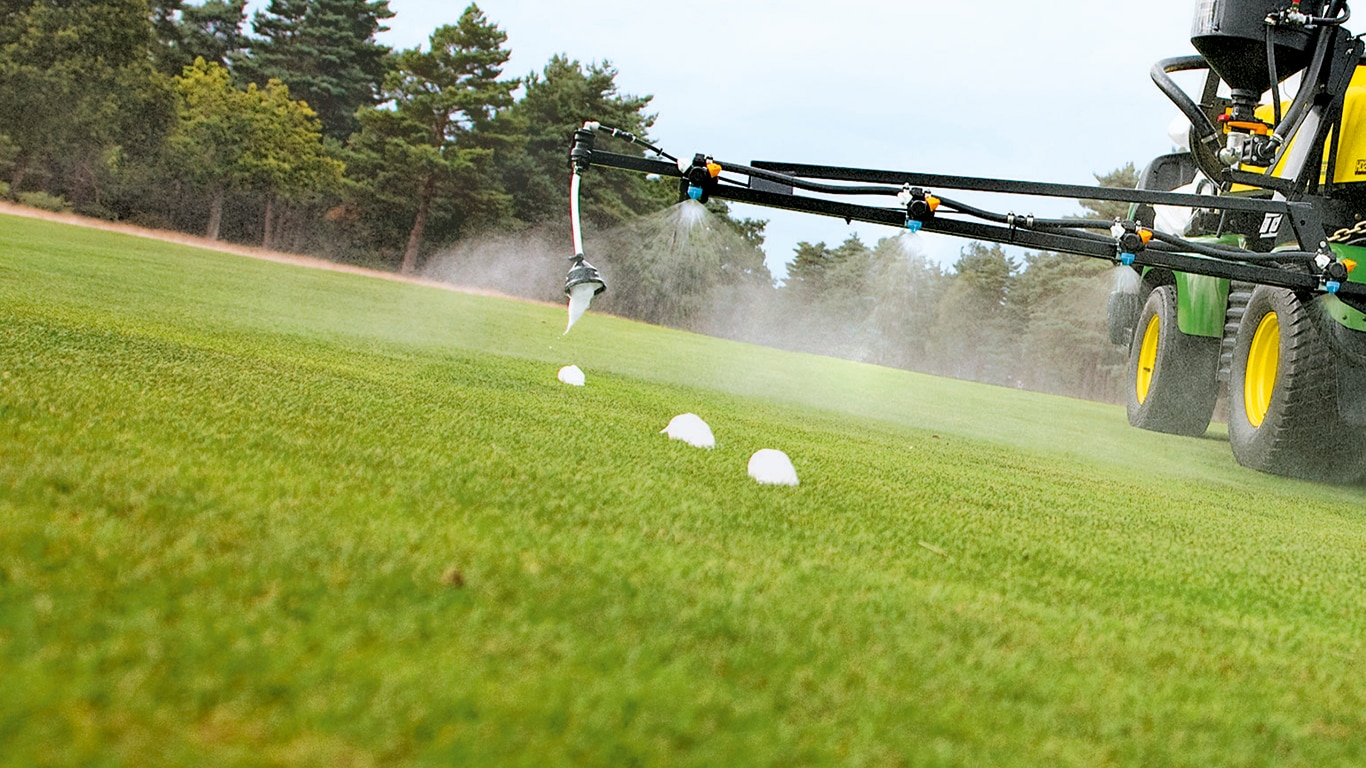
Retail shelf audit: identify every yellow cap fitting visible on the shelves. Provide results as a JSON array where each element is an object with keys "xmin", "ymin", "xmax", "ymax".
[
  {"xmin": 706, "ymin": 162, "xmax": 722, "ymax": 178},
  {"xmin": 926, "ymin": 195, "xmax": 941, "ymax": 212},
  {"xmin": 1344, "ymin": 258, "xmax": 1358, "ymax": 274},
  {"xmin": 1139, "ymin": 229, "xmax": 1154, "ymax": 245}
]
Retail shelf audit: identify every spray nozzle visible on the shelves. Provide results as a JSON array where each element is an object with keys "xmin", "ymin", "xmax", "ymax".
[
  {"xmin": 899, "ymin": 185, "xmax": 940, "ymax": 230},
  {"xmin": 1112, "ymin": 219, "xmax": 1152, "ymax": 265},
  {"xmin": 680, "ymin": 154, "xmax": 721, "ymax": 203}
]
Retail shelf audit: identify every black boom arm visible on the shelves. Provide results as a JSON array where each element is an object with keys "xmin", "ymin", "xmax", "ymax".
[{"xmin": 571, "ymin": 131, "xmax": 1366, "ymax": 311}]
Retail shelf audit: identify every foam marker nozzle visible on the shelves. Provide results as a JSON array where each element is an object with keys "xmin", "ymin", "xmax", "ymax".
[{"xmin": 564, "ymin": 254, "xmax": 606, "ymax": 297}]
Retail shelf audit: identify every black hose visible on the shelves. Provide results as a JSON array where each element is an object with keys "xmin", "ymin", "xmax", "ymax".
[
  {"xmin": 1147, "ymin": 230, "xmax": 1317, "ymax": 262},
  {"xmin": 594, "ymin": 124, "xmax": 678, "ymax": 162},
  {"xmin": 935, "ymin": 196, "xmax": 1112, "ymax": 230},
  {"xmin": 941, "ymin": 194, "xmax": 1318, "ymax": 264},
  {"xmin": 720, "ymin": 161, "xmax": 904, "ymax": 196},
  {"xmin": 1309, "ymin": 1, "xmax": 1351, "ymax": 25},
  {"xmin": 1151, "ymin": 57, "xmax": 1222, "ymax": 155},
  {"xmin": 1267, "ymin": 25, "xmax": 1283, "ymax": 126}
]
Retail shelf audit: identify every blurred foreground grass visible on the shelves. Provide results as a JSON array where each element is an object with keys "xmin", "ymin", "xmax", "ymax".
[{"xmin": 3, "ymin": 214, "xmax": 1366, "ymax": 766}]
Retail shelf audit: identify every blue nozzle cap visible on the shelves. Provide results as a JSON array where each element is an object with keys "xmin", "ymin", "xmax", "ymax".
[
  {"xmin": 905, "ymin": 220, "xmax": 924, "ymax": 233},
  {"xmin": 687, "ymin": 185, "xmax": 704, "ymax": 201},
  {"xmin": 1327, "ymin": 280, "xmax": 1342, "ymax": 294},
  {"xmin": 1119, "ymin": 253, "xmax": 1136, "ymax": 267}
]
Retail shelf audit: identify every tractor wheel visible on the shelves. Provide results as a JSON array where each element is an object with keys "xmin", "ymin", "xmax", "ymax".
[
  {"xmin": 1126, "ymin": 285, "xmax": 1221, "ymax": 436},
  {"xmin": 1227, "ymin": 286, "xmax": 1365, "ymax": 482}
]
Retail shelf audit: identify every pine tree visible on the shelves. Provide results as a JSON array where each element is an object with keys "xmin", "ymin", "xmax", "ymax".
[
  {"xmin": 349, "ymin": 4, "xmax": 515, "ymax": 273},
  {"xmin": 154, "ymin": 0, "xmax": 249, "ymax": 74},
  {"xmin": 237, "ymin": 0, "xmax": 393, "ymax": 141},
  {"xmin": 1078, "ymin": 162, "xmax": 1140, "ymax": 221},
  {"xmin": 490, "ymin": 55, "xmax": 673, "ymax": 229}
]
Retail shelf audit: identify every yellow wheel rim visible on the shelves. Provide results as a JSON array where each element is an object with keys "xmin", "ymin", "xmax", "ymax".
[
  {"xmin": 1136, "ymin": 314, "xmax": 1161, "ymax": 404},
  {"xmin": 1244, "ymin": 312, "xmax": 1280, "ymax": 428}
]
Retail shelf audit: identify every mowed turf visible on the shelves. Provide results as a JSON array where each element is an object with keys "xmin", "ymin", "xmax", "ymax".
[{"xmin": 3, "ymin": 213, "xmax": 1366, "ymax": 767}]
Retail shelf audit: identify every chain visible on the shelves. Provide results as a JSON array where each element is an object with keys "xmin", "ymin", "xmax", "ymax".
[{"xmin": 1329, "ymin": 219, "xmax": 1366, "ymax": 243}]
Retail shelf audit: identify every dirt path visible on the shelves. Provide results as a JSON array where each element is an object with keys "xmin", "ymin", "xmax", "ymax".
[{"xmin": 0, "ymin": 200, "xmax": 542, "ymax": 303}]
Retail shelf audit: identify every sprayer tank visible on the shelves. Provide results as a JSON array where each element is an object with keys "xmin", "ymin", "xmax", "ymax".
[{"xmin": 1190, "ymin": 0, "xmax": 1326, "ymax": 92}]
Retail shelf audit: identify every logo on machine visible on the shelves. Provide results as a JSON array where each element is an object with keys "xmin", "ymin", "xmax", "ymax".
[
  {"xmin": 1356, "ymin": 159, "xmax": 1366, "ymax": 176},
  {"xmin": 1259, "ymin": 213, "xmax": 1283, "ymax": 239}
]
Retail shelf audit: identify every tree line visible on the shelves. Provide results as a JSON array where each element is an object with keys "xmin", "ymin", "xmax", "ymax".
[
  {"xmin": 1, "ymin": 0, "xmax": 1140, "ymax": 403},
  {"xmin": 0, "ymin": 0, "xmax": 671, "ymax": 269}
]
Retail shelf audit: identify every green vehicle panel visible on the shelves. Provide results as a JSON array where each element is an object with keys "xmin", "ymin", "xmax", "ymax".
[
  {"xmin": 1324, "ymin": 243, "xmax": 1366, "ymax": 333},
  {"xmin": 1175, "ymin": 272, "xmax": 1228, "ymax": 337}
]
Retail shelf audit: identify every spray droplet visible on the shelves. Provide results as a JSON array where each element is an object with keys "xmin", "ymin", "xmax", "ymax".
[
  {"xmin": 661, "ymin": 413, "xmax": 714, "ymax": 449},
  {"xmin": 1111, "ymin": 265, "xmax": 1140, "ymax": 295},
  {"xmin": 678, "ymin": 199, "xmax": 707, "ymax": 226},
  {"xmin": 557, "ymin": 365, "xmax": 585, "ymax": 386},
  {"xmin": 565, "ymin": 283, "xmax": 597, "ymax": 333},
  {"xmin": 896, "ymin": 230, "xmax": 926, "ymax": 260},
  {"xmin": 748, "ymin": 449, "xmax": 798, "ymax": 486}
]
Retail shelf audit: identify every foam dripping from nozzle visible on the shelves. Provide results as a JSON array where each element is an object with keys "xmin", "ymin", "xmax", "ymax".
[{"xmin": 566, "ymin": 282, "xmax": 596, "ymax": 334}]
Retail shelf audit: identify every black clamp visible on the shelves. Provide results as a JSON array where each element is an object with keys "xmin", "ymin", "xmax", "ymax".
[{"xmin": 570, "ymin": 126, "xmax": 596, "ymax": 174}]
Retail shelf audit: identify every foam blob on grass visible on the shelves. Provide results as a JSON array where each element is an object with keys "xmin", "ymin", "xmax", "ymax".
[
  {"xmin": 748, "ymin": 449, "xmax": 798, "ymax": 486},
  {"xmin": 557, "ymin": 365, "xmax": 585, "ymax": 386},
  {"xmin": 661, "ymin": 413, "xmax": 714, "ymax": 449}
]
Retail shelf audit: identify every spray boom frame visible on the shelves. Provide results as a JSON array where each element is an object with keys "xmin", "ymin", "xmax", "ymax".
[{"xmin": 574, "ymin": 141, "xmax": 1365, "ymax": 311}]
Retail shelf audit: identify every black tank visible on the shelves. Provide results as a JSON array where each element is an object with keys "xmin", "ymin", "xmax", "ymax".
[{"xmin": 1190, "ymin": 0, "xmax": 1326, "ymax": 92}]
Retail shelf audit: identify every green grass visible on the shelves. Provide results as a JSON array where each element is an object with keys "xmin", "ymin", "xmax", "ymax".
[{"xmin": 3, "ymin": 213, "xmax": 1366, "ymax": 767}]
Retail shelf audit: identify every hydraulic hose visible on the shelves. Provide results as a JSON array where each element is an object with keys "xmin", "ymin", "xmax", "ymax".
[
  {"xmin": 1152, "ymin": 57, "xmax": 1222, "ymax": 159},
  {"xmin": 1310, "ymin": 1, "xmax": 1351, "ymax": 25},
  {"xmin": 584, "ymin": 122, "xmax": 678, "ymax": 163}
]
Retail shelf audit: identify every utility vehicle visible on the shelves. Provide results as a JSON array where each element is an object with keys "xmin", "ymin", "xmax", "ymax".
[{"xmin": 567, "ymin": 0, "xmax": 1366, "ymax": 482}]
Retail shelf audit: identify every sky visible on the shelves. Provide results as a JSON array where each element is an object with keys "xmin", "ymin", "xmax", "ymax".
[{"xmin": 247, "ymin": 0, "xmax": 1210, "ymax": 273}]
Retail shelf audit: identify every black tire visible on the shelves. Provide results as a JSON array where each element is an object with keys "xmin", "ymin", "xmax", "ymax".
[
  {"xmin": 1107, "ymin": 290, "xmax": 1143, "ymax": 346},
  {"xmin": 1228, "ymin": 286, "xmax": 1365, "ymax": 482},
  {"xmin": 1126, "ymin": 285, "xmax": 1221, "ymax": 436}
]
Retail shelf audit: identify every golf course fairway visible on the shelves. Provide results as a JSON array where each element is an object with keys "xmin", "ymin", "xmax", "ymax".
[{"xmin": 3, "ymin": 213, "xmax": 1366, "ymax": 766}]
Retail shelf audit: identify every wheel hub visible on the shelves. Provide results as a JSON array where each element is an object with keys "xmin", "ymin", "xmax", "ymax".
[
  {"xmin": 1136, "ymin": 314, "xmax": 1161, "ymax": 404},
  {"xmin": 1244, "ymin": 312, "xmax": 1280, "ymax": 428}
]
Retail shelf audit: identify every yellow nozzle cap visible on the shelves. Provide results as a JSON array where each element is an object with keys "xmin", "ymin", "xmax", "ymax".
[
  {"xmin": 1139, "ymin": 229, "xmax": 1154, "ymax": 245},
  {"xmin": 1344, "ymin": 258, "xmax": 1358, "ymax": 274},
  {"xmin": 926, "ymin": 195, "xmax": 941, "ymax": 212},
  {"xmin": 706, "ymin": 162, "xmax": 722, "ymax": 178}
]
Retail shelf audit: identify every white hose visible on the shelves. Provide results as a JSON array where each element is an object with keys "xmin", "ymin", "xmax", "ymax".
[{"xmin": 569, "ymin": 171, "xmax": 585, "ymax": 257}]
